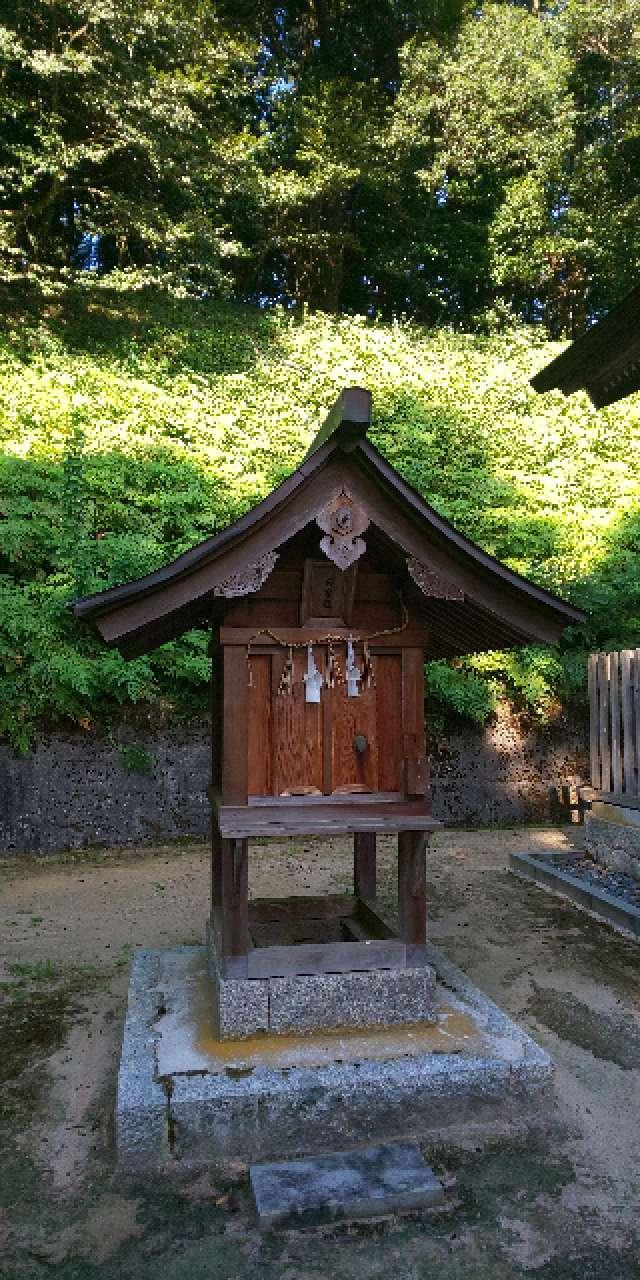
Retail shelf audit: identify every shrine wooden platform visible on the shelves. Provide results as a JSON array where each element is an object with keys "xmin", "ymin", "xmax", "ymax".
[
  {"xmin": 212, "ymin": 794, "xmax": 440, "ymax": 838},
  {"xmin": 214, "ymin": 888, "xmax": 433, "ymax": 980}
]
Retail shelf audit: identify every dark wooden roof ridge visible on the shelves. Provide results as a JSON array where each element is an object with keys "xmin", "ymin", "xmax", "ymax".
[
  {"xmin": 303, "ymin": 385, "xmax": 372, "ymax": 458},
  {"xmin": 531, "ymin": 284, "xmax": 640, "ymax": 407},
  {"xmin": 71, "ymin": 386, "xmax": 586, "ymax": 646}
]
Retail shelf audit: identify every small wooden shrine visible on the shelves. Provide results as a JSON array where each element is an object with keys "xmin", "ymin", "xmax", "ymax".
[{"xmin": 73, "ymin": 388, "xmax": 584, "ymax": 1036}]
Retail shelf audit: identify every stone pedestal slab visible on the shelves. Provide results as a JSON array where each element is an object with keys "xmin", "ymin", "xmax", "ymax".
[
  {"xmin": 115, "ymin": 944, "xmax": 552, "ymax": 1168},
  {"xmin": 206, "ymin": 919, "xmax": 437, "ymax": 1039}
]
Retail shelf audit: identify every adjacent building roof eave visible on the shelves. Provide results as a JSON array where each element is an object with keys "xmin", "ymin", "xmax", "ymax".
[{"xmin": 531, "ymin": 285, "xmax": 640, "ymax": 408}]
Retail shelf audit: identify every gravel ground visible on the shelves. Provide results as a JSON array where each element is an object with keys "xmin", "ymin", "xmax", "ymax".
[
  {"xmin": 1, "ymin": 824, "xmax": 640, "ymax": 1280},
  {"xmin": 546, "ymin": 854, "xmax": 640, "ymax": 909}
]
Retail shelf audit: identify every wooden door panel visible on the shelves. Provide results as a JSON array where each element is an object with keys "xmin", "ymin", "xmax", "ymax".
[
  {"xmin": 330, "ymin": 655, "xmax": 378, "ymax": 792},
  {"xmin": 272, "ymin": 649, "xmax": 324, "ymax": 795},
  {"xmin": 249, "ymin": 648, "xmax": 406, "ymax": 798}
]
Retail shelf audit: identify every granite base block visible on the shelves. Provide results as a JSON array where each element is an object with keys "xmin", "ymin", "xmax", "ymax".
[
  {"xmin": 206, "ymin": 923, "xmax": 269, "ymax": 1039},
  {"xmin": 169, "ymin": 1053, "xmax": 514, "ymax": 1164},
  {"xmin": 268, "ymin": 966, "xmax": 437, "ymax": 1034},
  {"xmin": 115, "ymin": 950, "xmax": 170, "ymax": 1167}
]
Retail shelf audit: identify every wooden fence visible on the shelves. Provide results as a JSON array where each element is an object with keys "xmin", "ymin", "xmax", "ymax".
[{"xmin": 588, "ymin": 650, "xmax": 640, "ymax": 796}]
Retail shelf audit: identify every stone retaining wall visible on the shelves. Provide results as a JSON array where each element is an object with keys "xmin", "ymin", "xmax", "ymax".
[{"xmin": 0, "ymin": 707, "xmax": 588, "ymax": 856}]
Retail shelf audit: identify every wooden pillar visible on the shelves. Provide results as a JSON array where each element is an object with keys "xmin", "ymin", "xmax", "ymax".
[
  {"xmin": 216, "ymin": 836, "xmax": 249, "ymax": 957},
  {"xmin": 222, "ymin": 644, "xmax": 248, "ymax": 803},
  {"xmin": 209, "ymin": 628, "xmax": 222, "ymax": 792},
  {"xmin": 354, "ymin": 832, "xmax": 376, "ymax": 900},
  {"xmin": 397, "ymin": 830, "xmax": 427, "ymax": 945}
]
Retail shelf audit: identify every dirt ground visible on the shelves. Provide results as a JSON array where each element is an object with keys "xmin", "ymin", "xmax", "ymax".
[{"xmin": 1, "ymin": 825, "xmax": 639, "ymax": 1280}]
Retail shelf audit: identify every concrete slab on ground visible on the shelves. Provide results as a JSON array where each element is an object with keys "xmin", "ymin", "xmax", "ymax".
[{"xmin": 250, "ymin": 1142, "xmax": 445, "ymax": 1226}]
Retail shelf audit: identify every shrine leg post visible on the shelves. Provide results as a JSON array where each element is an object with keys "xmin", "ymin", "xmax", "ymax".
[
  {"xmin": 211, "ymin": 819, "xmax": 222, "ymax": 936},
  {"xmin": 353, "ymin": 832, "xmax": 376, "ymax": 901},
  {"xmin": 217, "ymin": 837, "xmax": 249, "ymax": 960},
  {"xmin": 397, "ymin": 830, "xmax": 427, "ymax": 945}
]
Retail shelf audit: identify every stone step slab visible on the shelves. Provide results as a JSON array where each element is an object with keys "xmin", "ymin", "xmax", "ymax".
[{"xmin": 249, "ymin": 1141, "xmax": 445, "ymax": 1226}]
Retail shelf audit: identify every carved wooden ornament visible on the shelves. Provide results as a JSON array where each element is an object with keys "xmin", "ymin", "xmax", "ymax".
[
  {"xmin": 316, "ymin": 491, "xmax": 369, "ymax": 569},
  {"xmin": 407, "ymin": 557, "xmax": 465, "ymax": 601},
  {"xmin": 212, "ymin": 550, "xmax": 279, "ymax": 598}
]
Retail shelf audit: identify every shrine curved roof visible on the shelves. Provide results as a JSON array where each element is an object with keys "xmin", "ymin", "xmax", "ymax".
[{"xmin": 71, "ymin": 387, "xmax": 585, "ymax": 659}]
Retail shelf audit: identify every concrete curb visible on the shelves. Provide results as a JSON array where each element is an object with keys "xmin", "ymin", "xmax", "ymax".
[{"xmin": 509, "ymin": 851, "xmax": 640, "ymax": 941}]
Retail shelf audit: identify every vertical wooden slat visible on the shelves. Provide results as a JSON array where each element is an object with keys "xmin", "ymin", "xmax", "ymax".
[
  {"xmin": 401, "ymin": 647, "xmax": 427, "ymax": 799},
  {"xmin": 222, "ymin": 645, "xmax": 249, "ymax": 803},
  {"xmin": 271, "ymin": 648, "xmax": 286, "ymax": 791},
  {"xmin": 330, "ymin": 648, "xmax": 378, "ymax": 791},
  {"xmin": 597, "ymin": 652, "xmax": 611, "ymax": 793},
  {"xmin": 322, "ymin": 679, "xmax": 333, "ymax": 796},
  {"xmin": 634, "ymin": 649, "xmax": 640, "ymax": 796},
  {"xmin": 397, "ymin": 830, "xmax": 427, "ymax": 945},
  {"xmin": 401, "ymin": 648, "xmax": 425, "ymax": 736},
  {"xmin": 247, "ymin": 654, "xmax": 272, "ymax": 795},
  {"xmin": 588, "ymin": 653, "xmax": 600, "ymax": 789},
  {"xmin": 211, "ymin": 820, "xmax": 222, "ymax": 928},
  {"xmin": 210, "ymin": 628, "xmax": 222, "ymax": 791},
  {"xmin": 375, "ymin": 654, "xmax": 403, "ymax": 791},
  {"xmin": 621, "ymin": 649, "xmax": 634, "ymax": 794},
  {"xmin": 610, "ymin": 651, "xmax": 622, "ymax": 796},
  {"xmin": 272, "ymin": 649, "xmax": 324, "ymax": 795},
  {"xmin": 354, "ymin": 832, "xmax": 377, "ymax": 901}
]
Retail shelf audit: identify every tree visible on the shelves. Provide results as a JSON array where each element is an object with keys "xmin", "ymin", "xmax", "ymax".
[
  {"xmin": 390, "ymin": 6, "xmax": 578, "ymax": 330},
  {"xmin": 0, "ymin": 0, "xmax": 258, "ymax": 284},
  {"xmin": 1, "ymin": 0, "xmax": 638, "ymax": 330},
  {"xmin": 563, "ymin": 0, "xmax": 640, "ymax": 317}
]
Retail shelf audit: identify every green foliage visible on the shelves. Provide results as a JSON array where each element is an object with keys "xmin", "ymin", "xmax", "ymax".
[
  {"xmin": 1, "ymin": 279, "xmax": 640, "ymax": 748},
  {"xmin": 118, "ymin": 743, "xmax": 155, "ymax": 775},
  {"xmin": 425, "ymin": 661, "xmax": 498, "ymax": 726}
]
